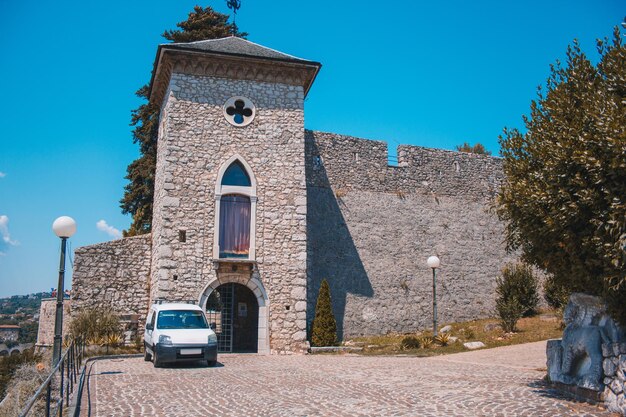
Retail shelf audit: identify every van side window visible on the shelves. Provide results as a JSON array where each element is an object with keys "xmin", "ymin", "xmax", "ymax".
[{"xmin": 148, "ymin": 311, "xmax": 156, "ymax": 327}]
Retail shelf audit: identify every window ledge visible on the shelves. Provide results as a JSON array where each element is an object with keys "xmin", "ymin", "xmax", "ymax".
[{"xmin": 212, "ymin": 258, "xmax": 258, "ymax": 271}]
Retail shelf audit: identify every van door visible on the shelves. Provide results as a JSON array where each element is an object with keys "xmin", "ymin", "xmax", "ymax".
[{"xmin": 145, "ymin": 310, "xmax": 156, "ymax": 350}]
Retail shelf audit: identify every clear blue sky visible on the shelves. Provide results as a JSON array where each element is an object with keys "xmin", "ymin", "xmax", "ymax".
[{"xmin": 0, "ymin": 0, "xmax": 622, "ymax": 297}]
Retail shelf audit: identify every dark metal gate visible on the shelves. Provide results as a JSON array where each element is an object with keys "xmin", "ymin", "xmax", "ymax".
[
  {"xmin": 205, "ymin": 282, "xmax": 259, "ymax": 353},
  {"xmin": 206, "ymin": 283, "xmax": 234, "ymax": 353}
]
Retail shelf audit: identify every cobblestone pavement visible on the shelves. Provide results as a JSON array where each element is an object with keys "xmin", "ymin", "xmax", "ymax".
[{"xmin": 83, "ymin": 341, "xmax": 614, "ymax": 416}]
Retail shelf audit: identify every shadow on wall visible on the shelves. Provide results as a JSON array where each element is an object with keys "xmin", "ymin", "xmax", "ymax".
[{"xmin": 306, "ymin": 137, "xmax": 373, "ymax": 341}]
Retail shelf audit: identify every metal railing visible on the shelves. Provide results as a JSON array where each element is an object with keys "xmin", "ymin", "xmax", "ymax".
[{"xmin": 19, "ymin": 340, "xmax": 84, "ymax": 417}]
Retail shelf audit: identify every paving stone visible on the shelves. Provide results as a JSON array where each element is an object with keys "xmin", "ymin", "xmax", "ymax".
[{"xmin": 84, "ymin": 341, "xmax": 610, "ymax": 416}]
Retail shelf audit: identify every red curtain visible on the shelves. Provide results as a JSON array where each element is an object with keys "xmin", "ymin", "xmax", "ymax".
[{"xmin": 219, "ymin": 195, "xmax": 251, "ymax": 258}]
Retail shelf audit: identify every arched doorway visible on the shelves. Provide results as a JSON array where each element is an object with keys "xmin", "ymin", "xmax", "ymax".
[{"xmin": 205, "ymin": 283, "xmax": 259, "ymax": 353}]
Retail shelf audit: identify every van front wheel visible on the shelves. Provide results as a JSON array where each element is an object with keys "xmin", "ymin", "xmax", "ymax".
[{"xmin": 153, "ymin": 351, "xmax": 162, "ymax": 368}]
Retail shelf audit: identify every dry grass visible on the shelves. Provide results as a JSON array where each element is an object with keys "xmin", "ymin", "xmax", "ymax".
[
  {"xmin": 0, "ymin": 352, "xmax": 50, "ymax": 417},
  {"xmin": 82, "ymin": 343, "xmax": 142, "ymax": 359},
  {"xmin": 344, "ymin": 311, "xmax": 563, "ymax": 357}
]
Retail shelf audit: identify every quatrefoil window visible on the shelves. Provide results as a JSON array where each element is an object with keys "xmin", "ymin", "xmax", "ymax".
[{"xmin": 223, "ymin": 96, "xmax": 256, "ymax": 127}]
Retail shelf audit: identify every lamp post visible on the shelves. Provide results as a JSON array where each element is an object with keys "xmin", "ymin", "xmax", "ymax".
[
  {"xmin": 427, "ymin": 255, "xmax": 440, "ymax": 337},
  {"xmin": 52, "ymin": 216, "xmax": 76, "ymax": 366}
]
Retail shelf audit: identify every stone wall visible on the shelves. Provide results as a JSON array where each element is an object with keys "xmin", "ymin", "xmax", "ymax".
[
  {"xmin": 36, "ymin": 299, "xmax": 71, "ymax": 347},
  {"xmin": 306, "ymin": 130, "xmax": 503, "ymax": 197},
  {"xmin": 151, "ymin": 72, "xmax": 308, "ymax": 353},
  {"xmin": 603, "ymin": 341, "xmax": 626, "ymax": 415},
  {"xmin": 71, "ymin": 234, "xmax": 152, "ymax": 329},
  {"xmin": 306, "ymin": 131, "xmax": 516, "ymax": 337}
]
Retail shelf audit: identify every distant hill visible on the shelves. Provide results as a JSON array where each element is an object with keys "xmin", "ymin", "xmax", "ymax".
[
  {"xmin": 0, "ymin": 292, "xmax": 52, "ymax": 344},
  {"xmin": 0, "ymin": 292, "xmax": 52, "ymax": 317}
]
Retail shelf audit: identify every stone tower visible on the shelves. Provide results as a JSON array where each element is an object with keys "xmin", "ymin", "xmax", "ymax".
[{"xmin": 148, "ymin": 37, "xmax": 321, "ymax": 353}]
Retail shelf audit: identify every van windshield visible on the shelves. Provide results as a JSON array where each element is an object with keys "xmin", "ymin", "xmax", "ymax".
[{"xmin": 157, "ymin": 310, "xmax": 209, "ymax": 329}]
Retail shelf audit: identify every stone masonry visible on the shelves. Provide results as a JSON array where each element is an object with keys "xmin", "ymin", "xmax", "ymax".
[
  {"xmin": 71, "ymin": 235, "xmax": 151, "ymax": 328},
  {"xmin": 603, "ymin": 341, "xmax": 626, "ymax": 415},
  {"xmin": 148, "ymin": 40, "xmax": 315, "ymax": 353},
  {"xmin": 306, "ymin": 131, "xmax": 515, "ymax": 337},
  {"xmin": 68, "ymin": 37, "xmax": 520, "ymax": 354},
  {"xmin": 35, "ymin": 299, "xmax": 71, "ymax": 347}
]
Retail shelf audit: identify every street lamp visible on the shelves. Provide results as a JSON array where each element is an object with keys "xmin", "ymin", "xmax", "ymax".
[
  {"xmin": 427, "ymin": 255, "xmax": 440, "ymax": 337},
  {"xmin": 52, "ymin": 216, "xmax": 76, "ymax": 366}
]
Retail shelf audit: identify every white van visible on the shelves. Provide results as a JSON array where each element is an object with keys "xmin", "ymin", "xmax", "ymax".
[{"xmin": 144, "ymin": 302, "xmax": 218, "ymax": 367}]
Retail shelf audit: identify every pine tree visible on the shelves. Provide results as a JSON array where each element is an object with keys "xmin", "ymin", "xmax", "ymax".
[
  {"xmin": 311, "ymin": 279, "xmax": 338, "ymax": 347},
  {"xmin": 121, "ymin": 7, "xmax": 246, "ymax": 236}
]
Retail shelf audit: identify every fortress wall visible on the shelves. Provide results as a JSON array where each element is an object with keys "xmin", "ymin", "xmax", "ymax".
[
  {"xmin": 306, "ymin": 130, "xmax": 515, "ymax": 337},
  {"xmin": 306, "ymin": 130, "xmax": 503, "ymax": 198},
  {"xmin": 35, "ymin": 299, "xmax": 71, "ymax": 347},
  {"xmin": 71, "ymin": 234, "xmax": 152, "ymax": 327}
]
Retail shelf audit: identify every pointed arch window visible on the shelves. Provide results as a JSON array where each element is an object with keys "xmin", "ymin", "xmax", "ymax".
[
  {"xmin": 222, "ymin": 161, "xmax": 251, "ymax": 187},
  {"xmin": 214, "ymin": 156, "xmax": 257, "ymax": 261}
]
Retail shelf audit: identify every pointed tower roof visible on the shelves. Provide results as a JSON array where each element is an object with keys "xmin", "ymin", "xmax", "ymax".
[
  {"xmin": 149, "ymin": 37, "xmax": 321, "ymax": 105},
  {"xmin": 165, "ymin": 37, "xmax": 316, "ymax": 63}
]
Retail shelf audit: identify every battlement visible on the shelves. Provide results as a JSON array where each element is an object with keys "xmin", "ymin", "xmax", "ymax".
[{"xmin": 305, "ymin": 130, "xmax": 503, "ymax": 199}]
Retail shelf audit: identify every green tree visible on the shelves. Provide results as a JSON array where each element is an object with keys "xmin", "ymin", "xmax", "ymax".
[
  {"xmin": 497, "ymin": 26, "xmax": 626, "ymax": 323},
  {"xmin": 121, "ymin": 6, "xmax": 246, "ymax": 236},
  {"xmin": 455, "ymin": 142, "xmax": 492, "ymax": 155},
  {"xmin": 543, "ymin": 274, "xmax": 570, "ymax": 311},
  {"xmin": 311, "ymin": 279, "xmax": 338, "ymax": 347},
  {"xmin": 18, "ymin": 321, "xmax": 38, "ymax": 344}
]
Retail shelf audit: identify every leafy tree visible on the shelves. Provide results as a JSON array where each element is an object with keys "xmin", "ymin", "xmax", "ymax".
[
  {"xmin": 18, "ymin": 321, "xmax": 38, "ymax": 344},
  {"xmin": 121, "ymin": 6, "xmax": 246, "ymax": 236},
  {"xmin": 497, "ymin": 26, "xmax": 626, "ymax": 324},
  {"xmin": 455, "ymin": 142, "xmax": 492, "ymax": 155},
  {"xmin": 311, "ymin": 279, "xmax": 338, "ymax": 346},
  {"xmin": 543, "ymin": 274, "xmax": 570, "ymax": 311}
]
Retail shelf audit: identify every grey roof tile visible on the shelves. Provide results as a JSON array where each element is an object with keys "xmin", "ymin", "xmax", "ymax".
[{"xmin": 163, "ymin": 36, "xmax": 318, "ymax": 65}]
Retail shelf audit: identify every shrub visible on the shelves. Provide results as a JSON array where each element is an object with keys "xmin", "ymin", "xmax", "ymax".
[
  {"xmin": 496, "ymin": 297, "xmax": 525, "ymax": 333},
  {"xmin": 498, "ymin": 263, "xmax": 539, "ymax": 317},
  {"xmin": 401, "ymin": 336, "xmax": 421, "ymax": 350},
  {"xmin": 0, "ymin": 361, "xmax": 47, "ymax": 417},
  {"xmin": 69, "ymin": 307, "xmax": 122, "ymax": 345},
  {"xmin": 0, "ymin": 348, "xmax": 40, "ymax": 400},
  {"xmin": 311, "ymin": 280, "xmax": 338, "ymax": 347},
  {"xmin": 464, "ymin": 328, "xmax": 476, "ymax": 340},
  {"xmin": 419, "ymin": 336, "xmax": 434, "ymax": 349},
  {"xmin": 434, "ymin": 333, "xmax": 450, "ymax": 346}
]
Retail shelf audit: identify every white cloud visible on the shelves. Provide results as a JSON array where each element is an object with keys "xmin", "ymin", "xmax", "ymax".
[
  {"xmin": 0, "ymin": 215, "xmax": 18, "ymax": 254},
  {"xmin": 0, "ymin": 172, "xmax": 5, "ymax": 178},
  {"xmin": 96, "ymin": 220, "xmax": 122, "ymax": 239}
]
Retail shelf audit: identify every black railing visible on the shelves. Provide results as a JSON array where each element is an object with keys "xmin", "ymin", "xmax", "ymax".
[{"xmin": 19, "ymin": 340, "xmax": 84, "ymax": 417}]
